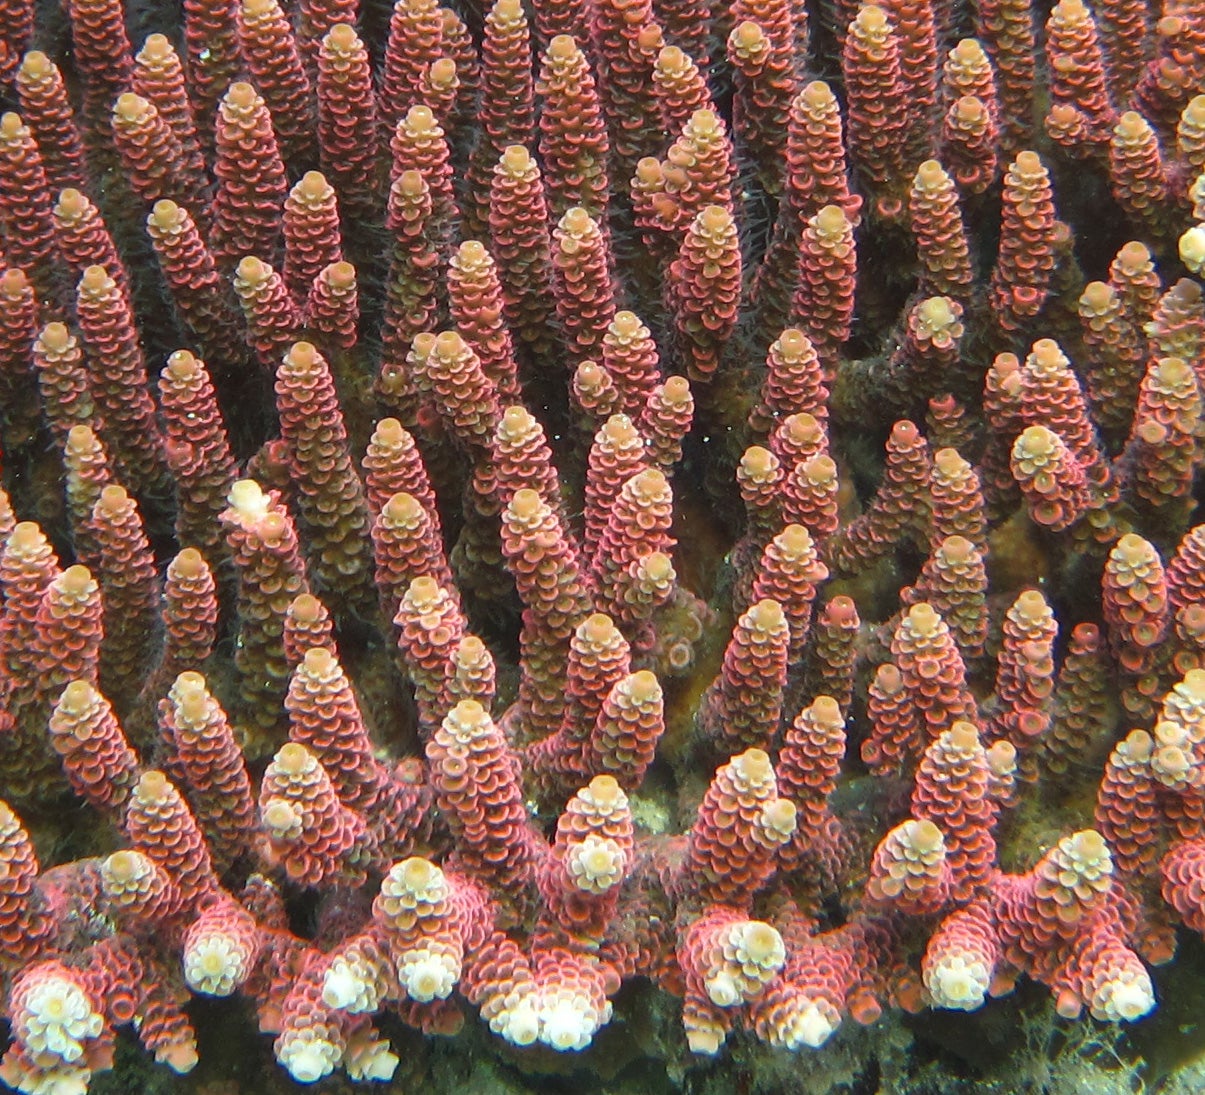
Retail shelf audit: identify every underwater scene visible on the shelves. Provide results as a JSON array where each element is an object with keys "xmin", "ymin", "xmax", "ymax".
[{"xmin": 0, "ymin": 0, "xmax": 1204, "ymax": 1090}]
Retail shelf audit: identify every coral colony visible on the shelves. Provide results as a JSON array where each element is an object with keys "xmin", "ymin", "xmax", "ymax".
[{"xmin": 0, "ymin": 0, "xmax": 1203, "ymax": 1087}]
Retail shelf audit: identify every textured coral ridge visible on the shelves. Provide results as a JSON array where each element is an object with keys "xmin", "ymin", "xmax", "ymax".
[{"xmin": 0, "ymin": 0, "xmax": 1204, "ymax": 1088}]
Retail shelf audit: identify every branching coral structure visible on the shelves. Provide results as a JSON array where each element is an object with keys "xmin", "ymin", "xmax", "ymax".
[{"xmin": 0, "ymin": 0, "xmax": 1203, "ymax": 1089}]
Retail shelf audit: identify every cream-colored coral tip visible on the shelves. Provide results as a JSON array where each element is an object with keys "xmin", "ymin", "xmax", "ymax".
[
  {"xmin": 79, "ymin": 264, "xmax": 114, "ymax": 292},
  {"xmin": 172, "ymin": 676, "xmax": 211, "ymax": 724},
  {"xmin": 288, "ymin": 593, "xmax": 325, "ymax": 623},
  {"xmin": 1096, "ymin": 973, "xmax": 1154, "ymax": 1022},
  {"xmin": 0, "ymin": 799, "xmax": 21, "ymax": 832},
  {"xmin": 810, "ymin": 696, "xmax": 844, "ymax": 725},
  {"xmin": 776, "ymin": 523, "xmax": 814, "ymax": 555},
  {"xmin": 20, "ymin": 50, "xmax": 53, "ymax": 77},
  {"xmin": 599, "ymin": 412, "xmax": 638, "ymax": 445},
  {"xmin": 688, "ymin": 108, "xmax": 720, "ymax": 136},
  {"xmin": 1112, "ymin": 532, "xmax": 1154, "ymax": 564},
  {"xmin": 454, "ymin": 635, "xmax": 488, "ymax": 662},
  {"xmin": 506, "ymin": 487, "xmax": 543, "ymax": 520},
  {"xmin": 733, "ymin": 747, "xmax": 772, "ymax": 782},
  {"xmin": 0, "ymin": 113, "xmax": 26, "ymax": 141},
  {"xmin": 500, "ymin": 144, "xmax": 532, "ymax": 173},
  {"xmin": 946, "ymin": 720, "xmax": 980, "ymax": 751},
  {"xmin": 404, "ymin": 104, "xmax": 436, "ymax": 131},
  {"xmin": 491, "ymin": 995, "xmax": 540, "ymax": 1046},
  {"xmin": 396, "ymin": 168, "xmax": 426, "ymax": 198},
  {"xmin": 948, "ymin": 38, "xmax": 987, "ymax": 65},
  {"xmin": 731, "ymin": 20, "xmax": 764, "ymax": 50},
  {"xmin": 812, "ymin": 204, "xmax": 848, "ymax": 236},
  {"xmin": 986, "ymin": 740, "xmax": 1017, "ymax": 777},
  {"xmin": 1063, "ymin": 829, "xmax": 1108, "ymax": 868},
  {"xmin": 738, "ymin": 920, "xmax": 786, "ymax": 967},
  {"xmin": 261, "ymin": 797, "xmax": 301, "ymax": 836},
  {"xmin": 1181, "ymin": 668, "xmax": 1205, "ymax": 701},
  {"xmin": 274, "ymin": 741, "xmax": 311, "ymax": 774},
  {"xmin": 1179, "ymin": 225, "xmax": 1205, "ymax": 274},
  {"xmin": 164, "ymin": 349, "xmax": 201, "ymax": 380},
  {"xmin": 433, "ymin": 330, "xmax": 467, "ymax": 358},
  {"xmin": 747, "ymin": 598, "xmax": 785, "ymax": 631},
  {"xmin": 427, "ymin": 57, "xmax": 457, "ymax": 88},
  {"xmin": 855, "ymin": 5, "xmax": 889, "ymax": 32},
  {"xmin": 774, "ymin": 329, "xmax": 813, "ymax": 361},
  {"xmin": 185, "ymin": 930, "xmax": 246, "ymax": 996},
  {"xmin": 558, "ymin": 206, "xmax": 594, "ymax": 236},
  {"xmin": 15, "ymin": 971, "xmax": 103, "ymax": 1056},
  {"xmin": 38, "ymin": 321, "xmax": 72, "ymax": 352},
  {"xmin": 568, "ymin": 834, "xmax": 626, "ymax": 891},
  {"xmin": 382, "ymin": 491, "xmax": 421, "ymax": 523},
  {"xmin": 578, "ymin": 613, "xmax": 618, "ymax": 644},
  {"xmin": 625, "ymin": 669, "xmax": 661, "ymax": 703},
  {"xmin": 903, "ymin": 818, "xmax": 944, "ymax": 854},
  {"xmin": 225, "ymin": 82, "xmax": 258, "ymax": 109},
  {"xmin": 1079, "ymin": 280, "xmax": 1112, "ymax": 312},
  {"xmin": 610, "ymin": 310, "xmax": 645, "ymax": 338},
  {"xmin": 547, "ymin": 33, "xmax": 578, "ymax": 60},
  {"xmin": 302, "ymin": 646, "xmax": 335, "ymax": 674},
  {"xmin": 1152, "ymin": 356, "xmax": 1191, "ymax": 386},
  {"xmin": 802, "ymin": 454, "xmax": 837, "ymax": 483},
  {"xmin": 801, "ymin": 80, "xmax": 835, "ymax": 109},
  {"xmin": 1014, "ymin": 589, "xmax": 1050, "ymax": 621},
  {"xmin": 324, "ymin": 261, "xmax": 356, "ymax": 288},
  {"xmin": 953, "ymin": 95, "xmax": 987, "ymax": 123},
  {"xmin": 633, "ymin": 157, "xmax": 662, "ymax": 186},
  {"xmin": 101, "ymin": 849, "xmax": 147, "ymax": 887},
  {"xmin": 1153, "ymin": 719, "xmax": 1189, "ymax": 749},
  {"xmin": 917, "ymin": 296, "xmax": 958, "ymax": 332},
  {"xmin": 740, "ymin": 444, "xmax": 776, "ymax": 478},
  {"xmin": 938, "ymin": 534, "xmax": 974, "ymax": 563},
  {"xmin": 584, "ymin": 773, "xmax": 622, "ymax": 804},
  {"xmin": 392, "ymin": 852, "xmax": 441, "ymax": 896},
  {"xmin": 792, "ymin": 1001, "xmax": 839, "ymax": 1048},
  {"xmin": 54, "ymin": 188, "xmax": 87, "ymax": 219},
  {"xmin": 135, "ymin": 769, "xmax": 170, "ymax": 803},
  {"xmin": 277, "ymin": 1031, "xmax": 341, "ymax": 1084},
  {"xmin": 760, "ymin": 797, "xmax": 797, "ymax": 840},
  {"xmin": 456, "ymin": 239, "xmax": 488, "ymax": 265},
  {"xmin": 324, "ymin": 22, "xmax": 358, "ymax": 49},
  {"xmin": 370, "ymin": 417, "xmax": 406, "ymax": 446},
  {"xmin": 399, "ymin": 948, "xmax": 457, "ymax": 1002},
  {"xmin": 96, "ymin": 483, "xmax": 130, "ymax": 513},
  {"xmin": 291, "ymin": 171, "xmax": 330, "ymax": 204},
  {"xmin": 284, "ymin": 340, "xmax": 320, "ymax": 369},
  {"xmin": 404, "ymin": 575, "xmax": 440, "ymax": 602},
  {"xmin": 628, "ymin": 466, "xmax": 669, "ymax": 500},
  {"xmin": 904, "ymin": 602, "xmax": 942, "ymax": 636},
  {"xmin": 926, "ymin": 952, "xmax": 990, "ymax": 1010},
  {"xmin": 913, "ymin": 159, "xmax": 948, "ymax": 189},
  {"xmin": 442, "ymin": 699, "xmax": 492, "ymax": 739},
  {"xmin": 686, "ymin": 1022, "xmax": 725, "ymax": 1055},
  {"xmin": 697, "ymin": 204, "xmax": 732, "ymax": 233},
  {"xmin": 1052, "ymin": 0, "xmax": 1087, "ymax": 21},
  {"xmin": 227, "ymin": 478, "xmax": 269, "ymax": 520},
  {"xmin": 1114, "ymin": 110, "xmax": 1150, "ymax": 141},
  {"xmin": 1027, "ymin": 337, "xmax": 1068, "ymax": 371},
  {"xmin": 113, "ymin": 92, "xmax": 150, "ymax": 121},
  {"xmin": 61, "ymin": 563, "xmax": 96, "ymax": 597},
  {"xmin": 56, "ymin": 679, "xmax": 96, "ymax": 714},
  {"xmin": 1014, "ymin": 149, "xmax": 1043, "ymax": 174},
  {"xmin": 499, "ymin": 404, "xmax": 536, "ymax": 436}
]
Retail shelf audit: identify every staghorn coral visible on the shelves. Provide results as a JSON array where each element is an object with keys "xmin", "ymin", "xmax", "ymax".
[{"xmin": 0, "ymin": 0, "xmax": 1202, "ymax": 1091}]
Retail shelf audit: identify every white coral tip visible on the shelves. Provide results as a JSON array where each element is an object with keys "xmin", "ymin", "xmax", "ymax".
[{"xmin": 793, "ymin": 1001, "xmax": 838, "ymax": 1048}]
